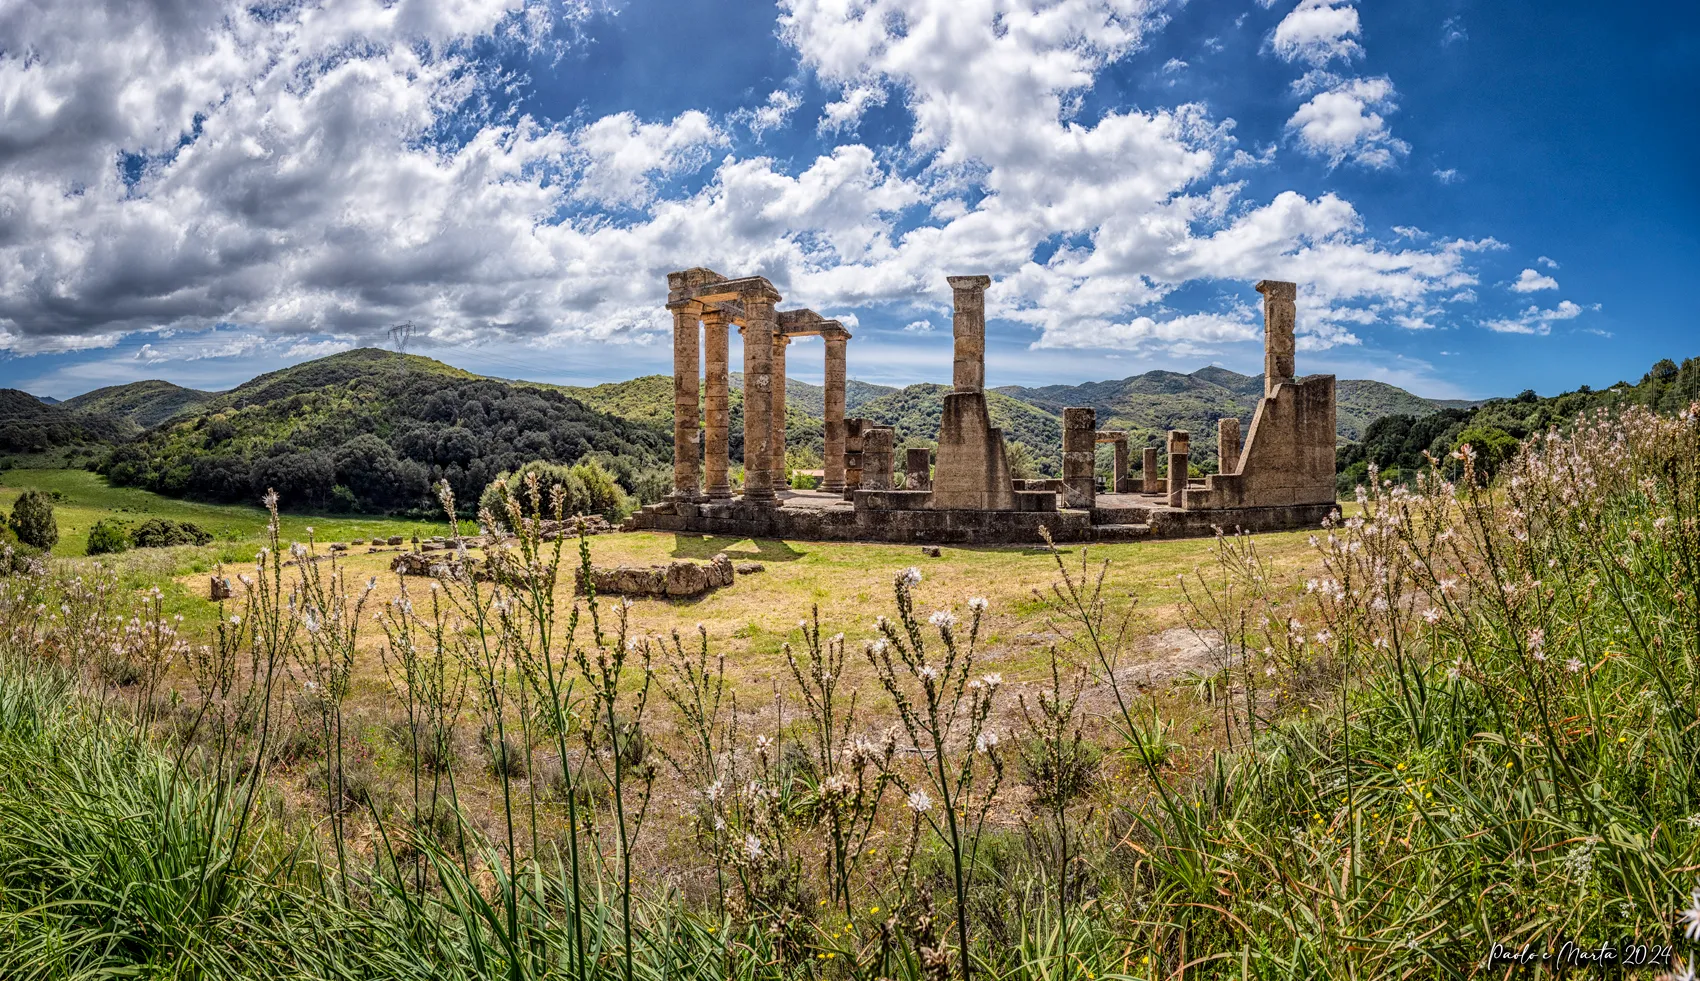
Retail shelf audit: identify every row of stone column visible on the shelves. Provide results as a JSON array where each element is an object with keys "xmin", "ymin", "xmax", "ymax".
[{"xmin": 671, "ymin": 301, "xmax": 849, "ymax": 504}]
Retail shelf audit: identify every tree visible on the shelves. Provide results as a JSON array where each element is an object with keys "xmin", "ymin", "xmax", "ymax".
[
  {"xmin": 86, "ymin": 519, "xmax": 131, "ymax": 556},
  {"xmin": 9, "ymin": 490, "xmax": 58, "ymax": 550}
]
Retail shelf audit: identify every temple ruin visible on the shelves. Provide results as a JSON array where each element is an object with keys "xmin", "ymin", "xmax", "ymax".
[{"xmin": 628, "ymin": 271, "xmax": 1336, "ymax": 542}]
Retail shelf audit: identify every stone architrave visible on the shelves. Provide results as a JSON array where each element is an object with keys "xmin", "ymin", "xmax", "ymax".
[
  {"xmin": 1257, "ymin": 280, "xmax": 1297, "ymax": 397},
  {"xmin": 1062, "ymin": 407, "xmax": 1096, "ymax": 508},
  {"xmin": 1143, "ymin": 447, "xmax": 1161, "ymax": 494},
  {"xmin": 822, "ymin": 329, "xmax": 849, "ymax": 493},
  {"xmin": 1167, "ymin": 430, "xmax": 1191, "ymax": 508},
  {"xmin": 740, "ymin": 287, "xmax": 781, "ymax": 505},
  {"xmin": 670, "ymin": 305, "xmax": 701, "ymax": 499},
  {"xmin": 932, "ymin": 275, "xmax": 1016, "ymax": 510},
  {"xmin": 862, "ymin": 428, "xmax": 896, "ymax": 490},
  {"xmin": 1218, "ymin": 417, "xmax": 1242, "ymax": 475},
  {"xmin": 702, "ymin": 309, "xmax": 733, "ymax": 499},
  {"xmin": 770, "ymin": 333, "xmax": 790, "ymax": 485},
  {"xmin": 948, "ymin": 275, "xmax": 992, "ymax": 393},
  {"xmin": 905, "ymin": 447, "xmax": 932, "ymax": 490},
  {"xmin": 1112, "ymin": 436, "xmax": 1130, "ymax": 493}
]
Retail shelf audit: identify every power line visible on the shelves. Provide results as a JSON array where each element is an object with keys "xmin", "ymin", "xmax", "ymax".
[{"xmin": 388, "ymin": 321, "xmax": 416, "ymax": 354}]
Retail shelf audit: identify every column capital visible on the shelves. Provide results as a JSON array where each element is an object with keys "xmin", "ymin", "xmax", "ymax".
[
  {"xmin": 947, "ymin": 274, "xmax": 992, "ymax": 291},
  {"xmin": 1255, "ymin": 280, "xmax": 1297, "ymax": 301}
]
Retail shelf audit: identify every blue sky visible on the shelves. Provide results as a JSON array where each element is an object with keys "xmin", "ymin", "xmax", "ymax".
[{"xmin": 1, "ymin": 0, "xmax": 1694, "ymax": 401}]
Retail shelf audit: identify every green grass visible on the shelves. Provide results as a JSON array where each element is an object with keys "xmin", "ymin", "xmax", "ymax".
[{"xmin": 0, "ymin": 468, "xmax": 446, "ymax": 557}]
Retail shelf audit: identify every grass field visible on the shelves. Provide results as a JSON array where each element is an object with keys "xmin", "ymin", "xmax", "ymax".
[{"xmin": 0, "ymin": 468, "xmax": 448, "ymax": 558}]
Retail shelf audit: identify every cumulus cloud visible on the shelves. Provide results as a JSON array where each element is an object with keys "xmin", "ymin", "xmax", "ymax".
[
  {"xmin": 1537, "ymin": 255, "xmax": 1560, "ymax": 269},
  {"xmin": 1271, "ymin": 0, "xmax": 1363, "ymax": 67},
  {"xmin": 1484, "ymin": 300, "xmax": 1583, "ymax": 335},
  {"xmin": 1509, "ymin": 268, "xmax": 1559, "ymax": 293},
  {"xmin": 0, "ymin": 0, "xmax": 1532, "ymax": 370},
  {"xmin": 903, "ymin": 319, "xmax": 935, "ymax": 333},
  {"xmin": 1286, "ymin": 76, "xmax": 1409, "ymax": 168}
]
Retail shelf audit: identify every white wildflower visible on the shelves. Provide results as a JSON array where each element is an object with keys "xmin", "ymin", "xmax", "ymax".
[
  {"xmin": 928, "ymin": 609, "xmax": 957, "ymax": 629},
  {"xmin": 899, "ymin": 567, "xmax": 923, "ymax": 586},
  {"xmin": 967, "ymin": 597, "xmax": 988, "ymax": 613},
  {"xmin": 906, "ymin": 790, "xmax": 933, "ymax": 813},
  {"xmin": 744, "ymin": 834, "xmax": 763, "ymax": 860},
  {"xmin": 1566, "ymin": 658, "xmax": 1584, "ymax": 674},
  {"xmin": 975, "ymin": 731, "xmax": 1000, "ymax": 753}
]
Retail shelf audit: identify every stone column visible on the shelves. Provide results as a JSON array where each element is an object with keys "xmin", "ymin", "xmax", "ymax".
[
  {"xmin": 740, "ymin": 286, "xmax": 781, "ymax": 505},
  {"xmin": 670, "ymin": 305, "xmax": 700, "ymax": 499},
  {"xmin": 947, "ymin": 275, "xmax": 992, "ymax": 393},
  {"xmin": 1062, "ymin": 407, "xmax": 1096, "ymax": 508},
  {"xmin": 702, "ymin": 309, "xmax": 732, "ymax": 499},
  {"xmin": 905, "ymin": 447, "xmax": 932, "ymax": 490},
  {"xmin": 863, "ymin": 427, "xmax": 895, "ymax": 490},
  {"xmin": 822, "ymin": 329, "xmax": 849, "ymax": 493},
  {"xmin": 843, "ymin": 419, "xmax": 866, "ymax": 499},
  {"xmin": 1143, "ymin": 447, "xmax": 1161, "ymax": 494},
  {"xmin": 1113, "ymin": 437, "xmax": 1130, "ymax": 493},
  {"xmin": 1167, "ymin": 430, "xmax": 1190, "ymax": 508},
  {"xmin": 769, "ymin": 333, "xmax": 790, "ymax": 487},
  {"xmin": 1217, "ymin": 417, "xmax": 1242, "ymax": 475},
  {"xmin": 1256, "ymin": 280, "xmax": 1297, "ymax": 397}
]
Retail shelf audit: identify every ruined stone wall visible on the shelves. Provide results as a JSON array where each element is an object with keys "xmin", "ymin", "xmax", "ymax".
[{"xmin": 1184, "ymin": 375, "xmax": 1336, "ymax": 509}]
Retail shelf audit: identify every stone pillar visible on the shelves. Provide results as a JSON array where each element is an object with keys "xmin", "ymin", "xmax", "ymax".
[
  {"xmin": 822, "ymin": 329, "xmax": 849, "ymax": 493},
  {"xmin": 1217, "ymin": 417, "xmax": 1242, "ymax": 475},
  {"xmin": 863, "ymin": 427, "xmax": 895, "ymax": 490},
  {"xmin": 843, "ymin": 419, "xmax": 867, "ymax": 500},
  {"xmin": 1062, "ymin": 407, "xmax": 1096, "ymax": 508},
  {"xmin": 702, "ymin": 309, "xmax": 732, "ymax": 499},
  {"xmin": 1167, "ymin": 430, "xmax": 1190, "ymax": 508},
  {"xmin": 905, "ymin": 447, "xmax": 932, "ymax": 490},
  {"xmin": 1113, "ymin": 437, "xmax": 1130, "ymax": 493},
  {"xmin": 671, "ymin": 305, "xmax": 700, "ymax": 499},
  {"xmin": 1143, "ymin": 447, "xmax": 1161, "ymax": 494},
  {"xmin": 947, "ymin": 275, "xmax": 992, "ymax": 393},
  {"xmin": 740, "ymin": 287, "xmax": 781, "ymax": 505},
  {"xmin": 770, "ymin": 333, "xmax": 790, "ymax": 487},
  {"xmin": 1256, "ymin": 280, "xmax": 1297, "ymax": 397}
]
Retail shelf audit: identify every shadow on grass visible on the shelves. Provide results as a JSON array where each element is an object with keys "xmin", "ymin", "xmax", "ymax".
[{"xmin": 669, "ymin": 534, "xmax": 806, "ymax": 563}]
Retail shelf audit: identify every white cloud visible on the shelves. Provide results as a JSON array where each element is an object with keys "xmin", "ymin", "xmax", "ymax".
[
  {"xmin": 1484, "ymin": 300, "xmax": 1583, "ymax": 335},
  {"xmin": 0, "ymin": 0, "xmax": 1532, "ymax": 373},
  {"xmin": 1433, "ymin": 167, "xmax": 1460, "ymax": 183},
  {"xmin": 1163, "ymin": 57, "xmax": 1188, "ymax": 73},
  {"xmin": 1271, "ymin": 0, "xmax": 1363, "ymax": 67},
  {"xmin": 737, "ymin": 90, "xmax": 804, "ymax": 141},
  {"xmin": 572, "ymin": 111, "xmax": 726, "ymax": 207},
  {"xmin": 1537, "ymin": 255, "xmax": 1560, "ymax": 269},
  {"xmin": 903, "ymin": 319, "xmax": 935, "ymax": 333},
  {"xmin": 1509, "ymin": 268, "xmax": 1559, "ymax": 293},
  {"xmin": 1286, "ymin": 76, "xmax": 1409, "ymax": 168}
]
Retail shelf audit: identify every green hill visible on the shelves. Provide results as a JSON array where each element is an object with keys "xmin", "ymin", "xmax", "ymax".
[
  {"xmin": 0, "ymin": 390, "xmax": 134, "ymax": 453},
  {"xmin": 855, "ymin": 384, "xmax": 1064, "ymax": 474},
  {"xmin": 63, "ymin": 380, "xmax": 215, "ymax": 428},
  {"xmin": 1338, "ymin": 355, "xmax": 1700, "ymax": 490},
  {"xmin": 97, "ymin": 349, "xmax": 671, "ymax": 514}
]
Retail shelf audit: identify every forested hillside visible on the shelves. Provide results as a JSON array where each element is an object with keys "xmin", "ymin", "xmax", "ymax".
[
  {"xmin": 0, "ymin": 390, "xmax": 134, "ymax": 453},
  {"xmin": 1337, "ymin": 356, "xmax": 1700, "ymax": 490},
  {"xmin": 63, "ymin": 380, "xmax": 214, "ymax": 428},
  {"xmin": 96, "ymin": 349, "xmax": 670, "ymax": 514}
]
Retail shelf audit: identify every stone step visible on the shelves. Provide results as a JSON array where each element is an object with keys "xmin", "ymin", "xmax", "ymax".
[
  {"xmin": 1092, "ymin": 523, "xmax": 1152, "ymax": 541},
  {"xmin": 1091, "ymin": 506, "xmax": 1158, "ymax": 524}
]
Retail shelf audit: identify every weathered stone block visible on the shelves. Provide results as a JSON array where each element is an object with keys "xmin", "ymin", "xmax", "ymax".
[{"xmin": 931, "ymin": 392, "xmax": 1016, "ymax": 510}]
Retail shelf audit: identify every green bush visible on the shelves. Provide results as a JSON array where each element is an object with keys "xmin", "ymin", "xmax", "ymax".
[
  {"xmin": 8, "ymin": 490, "xmax": 57, "ymax": 551},
  {"xmin": 86, "ymin": 520, "xmax": 131, "ymax": 556},
  {"xmin": 129, "ymin": 518, "xmax": 212, "ymax": 549},
  {"xmin": 477, "ymin": 459, "xmax": 631, "ymax": 526}
]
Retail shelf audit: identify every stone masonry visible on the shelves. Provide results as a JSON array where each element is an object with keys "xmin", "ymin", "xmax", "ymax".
[
  {"xmin": 1218, "ymin": 417, "xmax": 1242, "ymax": 475},
  {"xmin": 931, "ymin": 275, "xmax": 1017, "ymax": 510},
  {"xmin": 632, "ymin": 272, "xmax": 1337, "ymax": 545},
  {"xmin": 1062, "ymin": 407, "xmax": 1096, "ymax": 507}
]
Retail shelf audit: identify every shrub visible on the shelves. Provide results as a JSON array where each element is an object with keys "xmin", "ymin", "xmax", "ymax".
[
  {"xmin": 478, "ymin": 458, "xmax": 632, "ymax": 526},
  {"xmin": 85, "ymin": 519, "xmax": 131, "ymax": 556},
  {"xmin": 8, "ymin": 490, "xmax": 57, "ymax": 551},
  {"xmin": 130, "ymin": 518, "xmax": 213, "ymax": 549}
]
